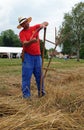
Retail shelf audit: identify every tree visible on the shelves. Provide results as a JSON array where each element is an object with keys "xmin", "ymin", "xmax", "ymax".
[
  {"xmin": 0, "ymin": 29, "xmax": 21, "ymax": 47},
  {"xmin": 79, "ymin": 43, "xmax": 84, "ymax": 59},
  {"xmin": 61, "ymin": 2, "xmax": 84, "ymax": 60},
  {"xmin": 0, "ymin": 36, "xmax": 3, "ymax": 46}
]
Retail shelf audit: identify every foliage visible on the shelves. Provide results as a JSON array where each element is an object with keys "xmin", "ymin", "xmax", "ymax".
[
  {"xmin": 0, "ymin": 29, "xmax": 21, "ymax": 47},
  {"xmin": 61, "ymin": 2, "xmax": 84, "ymax": 60},
  {"xmin": 0, "ymin": 36, "xmax": 3, "ymax": 46},
  {"xmin": 79, "ymin": 43, "xmax": 84, "ymax": 59}
]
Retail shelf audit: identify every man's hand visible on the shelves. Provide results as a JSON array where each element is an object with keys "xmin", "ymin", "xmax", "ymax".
[
  {"xmin": 31, "ymin": 37, "xmax": 38, "ymax": 42},
  {"xmin": 23, "ymin": 38, "xmax": 38, "ymax": 46},
  {"xmin": 40, "ymin": 22, "xmax": 49, "ymax": 28}
]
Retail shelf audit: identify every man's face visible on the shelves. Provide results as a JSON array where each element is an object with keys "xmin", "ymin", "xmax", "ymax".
[{"xmin": 20, "ymin": 20, "xmax": 29, "ymax": 29}]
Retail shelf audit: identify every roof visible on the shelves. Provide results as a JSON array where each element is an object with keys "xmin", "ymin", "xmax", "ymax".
[{"xmin": 0, "ymin": 47, "xmax": 22, "ymax": 53}]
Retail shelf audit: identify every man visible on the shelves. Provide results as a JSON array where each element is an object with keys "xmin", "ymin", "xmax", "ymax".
[{"xmin": 17, "ymin": 16, "xmax": 48, "ymax": 98}]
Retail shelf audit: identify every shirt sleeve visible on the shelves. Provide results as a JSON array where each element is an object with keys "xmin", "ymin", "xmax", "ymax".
[{"xmin": 33, "ymin": 24, "xmax": 41, "ymax": 30}]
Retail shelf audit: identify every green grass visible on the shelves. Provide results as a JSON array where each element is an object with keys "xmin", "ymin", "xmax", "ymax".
[
  {"xmin": 45, "ymin": 58, "xmax": 84, "ymax": 69},
  {"xmin": 0, "ymin": 58, "xmax": 84, "ymax": 69},
  {"xmin": 0, "ymin": 58, "xmax": 84, "ymax": 75},
  {"xmin": 0, "ymin": 58, "xmax": 22, "ymax": 66},
  {"xmin": 0, "ymin": 58, "xmax": 22, "ymax": 75}
]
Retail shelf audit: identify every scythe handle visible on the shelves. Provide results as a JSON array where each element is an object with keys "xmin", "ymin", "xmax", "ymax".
[
  {"xmin": 42, "ymin": 27, "xmax": 47, "ymax": 66},
  {"xmin": 40, "ymin": 27, "xmax": 47, "ymax": 97}
]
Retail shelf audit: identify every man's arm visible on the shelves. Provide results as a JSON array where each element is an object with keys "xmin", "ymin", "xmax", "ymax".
[{"xmin": 22, "ymin": 21, "xmax": 48, "ymax": 46}]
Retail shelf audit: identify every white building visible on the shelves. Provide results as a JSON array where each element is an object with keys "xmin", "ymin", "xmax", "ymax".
[{"xmin": 0, "ymin": 47, "xmax": 22, "ymax": 58}]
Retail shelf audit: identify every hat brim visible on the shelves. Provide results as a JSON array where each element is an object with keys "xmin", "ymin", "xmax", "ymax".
[{"xmin": 17, "ymin": 17, "xmax": 32, "ymax": 29}]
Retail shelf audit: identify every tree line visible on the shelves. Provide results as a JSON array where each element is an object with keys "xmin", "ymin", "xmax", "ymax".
[
  {"xmin": 0, "ymin": 2, "xmax": 84, "ymax": 60},
  {"xmin": 0, "ymin": 29, "xmax": 21, "ymax": 47}
]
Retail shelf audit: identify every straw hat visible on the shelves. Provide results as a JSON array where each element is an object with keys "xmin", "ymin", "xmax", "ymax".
[{"xmin": 17, "ymin": 16, "xmax": 32, "ymax": 29}]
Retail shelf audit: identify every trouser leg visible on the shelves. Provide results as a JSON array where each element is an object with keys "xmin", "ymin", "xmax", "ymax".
[{"xmin": 22, "ymin": 53, "xmax": 33, "ymax": 98}]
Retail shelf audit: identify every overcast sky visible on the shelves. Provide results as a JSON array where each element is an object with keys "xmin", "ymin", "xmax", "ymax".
[{"xmin": 0, "ymin": 0, "xmax": 83, "ymax": 50}]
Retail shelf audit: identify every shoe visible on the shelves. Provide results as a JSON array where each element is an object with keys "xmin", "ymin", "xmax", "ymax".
[
  {"xmin": 23, "ymin": 94, "xmax": 31, "ymax": 98},
  {"xmin": 38, "ymin": 92, "xmax": 45, "ymax": 97},
  {"xmin": 23, "ymin": 95, "xmax": 31, "ymax": 99}
]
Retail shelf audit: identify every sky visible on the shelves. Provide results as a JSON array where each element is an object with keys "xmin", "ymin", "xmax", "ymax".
[{"xmin": 0, "ymin": 0, "xmax": 84, "ymax": 50}]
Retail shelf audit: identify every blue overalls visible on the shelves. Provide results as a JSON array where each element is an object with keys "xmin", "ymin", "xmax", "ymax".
[{"xmin": 22, "ymin": 53, "xmax": 45, "ymax": 98}]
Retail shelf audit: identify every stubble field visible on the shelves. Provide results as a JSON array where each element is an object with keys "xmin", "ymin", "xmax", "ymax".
[{"xmin": 0, "ymin": 58, "xmax": 84, "ymax": 130}]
